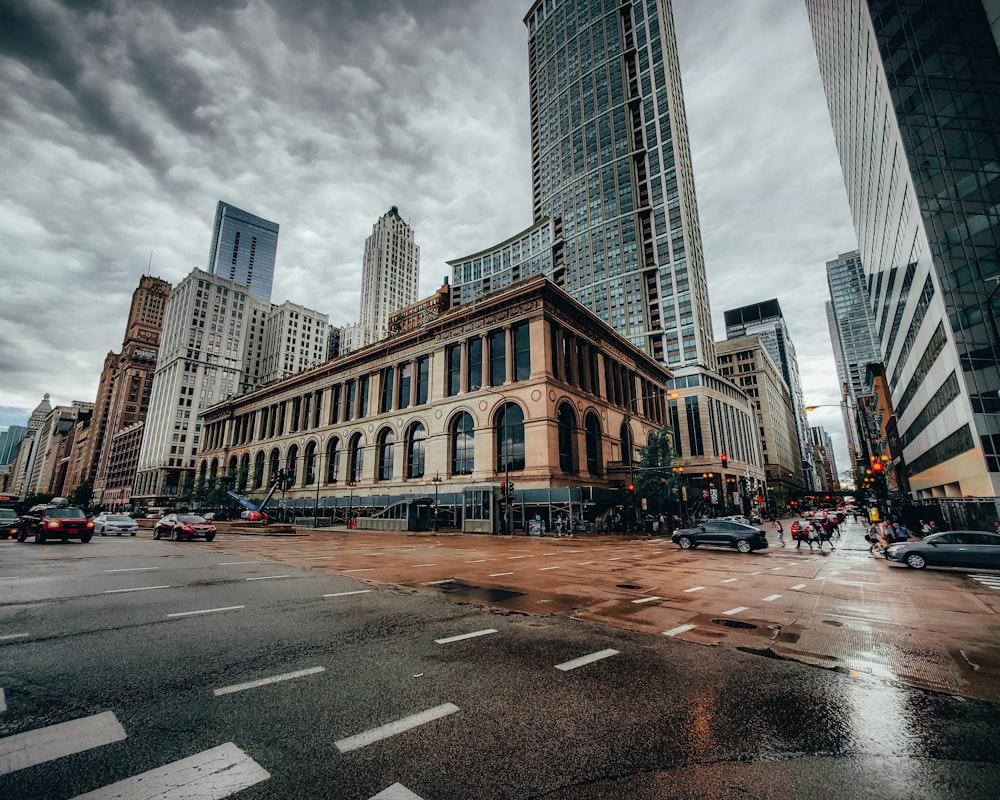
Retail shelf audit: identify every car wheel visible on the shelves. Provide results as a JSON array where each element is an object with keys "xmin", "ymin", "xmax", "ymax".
[
  {"xmin": 100, "ymin": 528, "xmax": 107, "ymax": 536},
  {"xmin": 81, "ymin": 534, "xmax": 92, "ymax": 543},
  {"xmin": 36, "ymin": 531, "xmax": 46, "ymax": 544},
  {"xmin": 205, "ymin": 533, "xmax": 216, "ymax": 542},
  {"xmin": 171, "ymin": 528, "xmax": 179, "ymax": 541},
  {"xmin": 736, "ymin": 539, "xmax": 752, "ymax": 554},
  {"xmin": 677, "ymin": 535, "xmax": 694, "ymax": 550},
  {"xmin": 130, "ymin": 531, "xmax": 137, "ymax": 537},
  {"xmin": 153, "ymin": 528, "xmax": 161, "ymax": 540},
  {"xmin": 905, "ymin": 552, "xmax": 927, "ymax": 570}
]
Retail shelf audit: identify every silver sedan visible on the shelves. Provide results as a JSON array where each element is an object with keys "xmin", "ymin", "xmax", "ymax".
[{"xmin": 93, "ymin": 513, "xmax": 139, "ymax": 536}]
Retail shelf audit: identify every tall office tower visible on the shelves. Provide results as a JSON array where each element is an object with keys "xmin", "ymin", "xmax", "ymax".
[
  {"xmin": 358, "ymin": 207, "xmax": 420, "ymax": 348},
  {"xmin": 809, "ymin": 426, "xmax": 839, "ymax": 492},
  {"xmin": 0, "ymin": 425, "xmax": 26, "ymax": 465},
  {"xmin": 523, "ymin": 0, "xmax": 715, "ymax": 369},
  {"xmin": 85, "ymin": 276, "xmax": 171, "ymax": 504},
  {"xmin": 207, "ymin": 201, "xmax": 279, "ymax": 303},
  {"xmin": 134, "ymin": 269, "xmax": 270, "ymax": 502},
  {"xmin": 725, "ymin": 300, "xmax": 818, "ymax": 490},
  {"xmin": 8, "ymin": 394, "xmax": 52, "ymax": 499},
  {"xmin": 825, "ymin": 250, "xmax": 881, "ymax": 466},
  {"xmin": 257, "ymin": 301, "xmax": 330, "ymax": 385},
  {"xmin": 806, "ymin": 0, "xmax": 1000, "ymax": 497}
]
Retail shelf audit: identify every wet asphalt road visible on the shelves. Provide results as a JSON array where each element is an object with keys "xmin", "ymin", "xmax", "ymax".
[{"xmin": 1, "ymin": 534, "xmax": 999, "ymax": 799}]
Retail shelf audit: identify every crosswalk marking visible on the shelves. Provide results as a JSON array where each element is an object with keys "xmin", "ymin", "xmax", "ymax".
[
  {"xmin": 71, "ymin": 742, "xmax": 269, "ymax": 799},
  {"xmin": 683, "ymin": 586, "xmax": 705, "ymax": 593},
  {"xmin": 791, "ymin": 583, "xmax": 807, "ymax": 590},
  {"xmin": 168, "ymin": 606, "xmax": 244, "ymax": 618},
  {"xmin": 662, "ymin": 623, "xmax": 696, "ymax": 637},
  {"xmin": 214, "ymin": 667, "xmax": 326, "ymax": 697},
  {"xmin": 371, "ymin": 784, "xmax": 425, "ymax": 800},
  {"xmin": 336, "ymin": 703, "xmax": 460, "ymax": 753},
  {"xmin": 555, "ymin": 648, "xmax": 619, "ymax": 671},
  {"xmin": 722, "ymin": 606, "xmax": 748, "ymax": 616},
  {"xmin": 1, "ymin": 711, "xmax": 126, "ymax": 776},
  {"xmin": 763, "ymin": 594, "xmax": 782, "ymax": 602},
  {"xmin": 631, "ymin": 596, "xmax": 661, "ymax": 604},
  {"xmin": 970, "ymin": 574, "xmax": 1000, "ymax": 591},
  {"xmin": 435, "ymin": 629, "xmax": 498, "ymax": 644}
]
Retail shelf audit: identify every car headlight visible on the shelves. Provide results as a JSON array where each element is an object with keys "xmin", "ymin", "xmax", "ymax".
[{"xmin": 885, "ymin": 544, "xmax": 902, "ymax": 555}]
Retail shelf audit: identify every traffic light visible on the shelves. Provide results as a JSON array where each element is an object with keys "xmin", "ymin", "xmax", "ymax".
[
  {"xmin": 626, "ymin": 483, "xmax": 635, "ymax": 493},
  {"xmin": 720, "ymin": 453, "xmax": 728, "ymax": 468},
  {"xmin": 500, "ymin": 481, "xmax": 514, "ymax": 498},
  {"xmin": 872, "ymin": 461, "xmax": 885, "ymax": 474}
]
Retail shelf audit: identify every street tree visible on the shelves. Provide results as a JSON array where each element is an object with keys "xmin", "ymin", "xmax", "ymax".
[{"xmin": 635, "ymin": 427, "xmax": 679, "ymax": 515}]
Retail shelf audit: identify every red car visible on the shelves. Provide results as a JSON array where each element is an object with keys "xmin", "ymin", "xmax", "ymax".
[
  {"xmin": 153, "ymin": 514, "xmax": 217, "ymax": 542},
  {"xmin": 17, "ymin": 499, "xmax": 94, "ymax": 543}
]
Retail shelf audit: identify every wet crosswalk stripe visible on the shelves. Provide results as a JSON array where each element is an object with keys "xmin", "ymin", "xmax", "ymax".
[
  {"xmin": 722, "ymin": 607, "xmax": 748, "ymax": 616},
  {"xmin": 662, "ymin": 623, "xmax": 696, "ymax": 637},
  {"xmin": 632, "ymin": 596, "xmax": 660, "ymax": 604},
  {"xmin": 971, "ymin": 574, "xmax": 1000, "ymax": 591},
  {"xmin": 214, "ymin": 666, "xmax": 326, "ymax": 697},
  {"xmin": 555, "ymin": 649, "xmax": 619, "ymax": 671},
  {"xmin": 435, "ymin": 628, "xmax": 497, "ymax": 644},
  {"xmin": 71, "ymin": 742, "xmax": 269, "ymax": 799},
  {"xmin": 1, "ymin": 711, "xmax": 126, "ymax": 776},
  {"xmin": 762, "ymin": 594, "xmax": 782, "ymax": 602},
  {"xmin": 370, "ymin": 784, "xmax": 425, "ymax": 800},
  {"xmin": 336, "ymin": 703, "xmax": 460, "ymax": 753}
]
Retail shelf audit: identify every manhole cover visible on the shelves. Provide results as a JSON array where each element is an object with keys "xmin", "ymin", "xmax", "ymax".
[
  {"xmin": 617, "ymin": 583, "xmax": 642, "ymax": 589},
  {"xmin": 711, "ymin": 618, "xmax": 758, "ymax": 629}
]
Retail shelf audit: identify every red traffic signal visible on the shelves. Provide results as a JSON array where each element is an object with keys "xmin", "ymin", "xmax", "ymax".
[
  {"xmin": 626, "ymin": 483, "xmax": 635, "ymax": 492},
  {"xmin": 872, "ymin": 461, "xmax": 885, "ymax": 473},
  {"xmin": 720, "ymin": 453, "xmax": 728, "ymax": 467}
]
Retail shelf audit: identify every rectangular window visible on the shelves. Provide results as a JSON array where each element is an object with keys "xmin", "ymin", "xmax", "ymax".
[
  {"xmin": 358, "ymin": 375, "xmax": 370, "ymax": 419},
  {"xmin": 468, "ymin": 337, "xmax": 483, "ymax": 391},
  {"xmin": 447, "ymin": 344, "xmax": 462, "ymax": 397},
  {"xmin": 490, "ymin": 330, "xmax": 506, "ymax": 386},
  {"xmin": 685, "ymin": 397, "xmax": 704, "ymax": 456},
  {"xmin": 513, "ymin": 322, "xmax": 531, "ymax": 381},
  {"xmin": 416, "ymin": 356, "xmax": 429, "ymax": 405},
  {"xmin": 345, "ymin": 380, "xmax": 356, "ymax": 421},
  {"xmin": 380, "ymin": 368, "xmax": 394, "ymax": 414},
  {"xmin": 398, "ymin": 362, "xmax": 412, "ymax": 410},
  {"xmin": 330, "ymin": 384, "xmax": 342, "ymax": 424}
]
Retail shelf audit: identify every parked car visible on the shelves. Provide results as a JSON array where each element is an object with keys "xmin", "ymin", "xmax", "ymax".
[
  {"xmin": 884, "ymin": 530, "xmax": 1000, "ymax": 570},
  {"xmin": 718, "ymin": 514, "xmax": 751, "ymax": 525},
  {"xmin": 152, "ymin": 513, "xmax": 217, "ymax": 542},
  {"xmin": 1, "ymin": 507, "xmax": 20, "ymax": 539},
  {"xmin": 17, "ymin": 498, "xmax": 94, "ymax": 543},
  {"xmin": 93, "ymin": 513, "xmax": 139, "ymax": 537},
  {"xmin": 672, "ymin": 520, "xmax": 769, "ymax": 553}
]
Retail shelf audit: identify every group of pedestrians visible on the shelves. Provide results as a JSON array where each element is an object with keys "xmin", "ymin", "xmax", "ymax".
[
  {"xmin": 865, "ymin": 519, "xmax": 915, "ymax": 554},
  {"xmin": 773, "ymin": 514, "xmax": 839, "ymax": 550}
]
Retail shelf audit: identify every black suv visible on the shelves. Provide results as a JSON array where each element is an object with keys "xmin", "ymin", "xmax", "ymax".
[
  {"xmin": 17, "ymin": 498, "xmax": 94, "ymax": 544},
  {"xmin": 671, "ymin": 520, "xmax": 769, "ymax": 553}
]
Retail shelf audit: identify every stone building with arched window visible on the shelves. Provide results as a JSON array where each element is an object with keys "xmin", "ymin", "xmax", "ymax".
[{"xmin": 196, "ymin": 276, "xmax": 672, "ymax": 530}]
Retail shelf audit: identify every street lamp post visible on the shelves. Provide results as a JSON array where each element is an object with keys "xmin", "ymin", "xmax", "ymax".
[
  {"xmin": 346, "ymin": 480, "xmax": 356, "ymax": 529},
  {"xmin": 432, "ymin": 471, "xmax": 442, "ymax": 531}
]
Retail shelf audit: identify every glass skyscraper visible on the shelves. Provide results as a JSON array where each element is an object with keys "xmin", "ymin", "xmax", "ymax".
[
  {"xmin": 806, "ymin": 0, "xmax": 1000, "ymax": 497},
  {"xmin": 207, "ymin": 201, "xmax": 279, "ymax": 303}
]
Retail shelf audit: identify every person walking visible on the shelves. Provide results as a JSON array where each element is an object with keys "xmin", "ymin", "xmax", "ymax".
[
  {"xmin": 775, "ymin": 518, "xmax": 785, "ymax": 547},
  {"xmin": 865, "ymin": 522, "xmax": 881, "ymax": 554},
  {"xmin": 819, "ymin": 519, "xmax": 835, "ymax": 550}
]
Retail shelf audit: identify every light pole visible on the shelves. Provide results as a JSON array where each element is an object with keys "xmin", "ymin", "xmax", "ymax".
[
  {"xmin": 432, "ymin": 471, "xmax": 442, "ymax": 531},
  {"xmin": 346, "ymin": 480, "xmax": 356, "ymax": 529},
  {"xmin": 313, "ymin": 450, "xmax": 322, "ymax": 527}
]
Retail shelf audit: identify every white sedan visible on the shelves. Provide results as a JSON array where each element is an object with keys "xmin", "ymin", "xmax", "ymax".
[{"xmin": 93, "ymin": 513, "xmax": 139, "ymax": 536}]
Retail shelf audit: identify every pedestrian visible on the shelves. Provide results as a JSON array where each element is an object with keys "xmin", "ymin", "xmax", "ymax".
[
  {"xmin": 894, "ymin": 521, "xmax": 910, "ymax": 542},
  {"xmin": 865, "ymin": 522, "xmax": 880, "ymax": 554},
  {"xmin": 554, "ymin": 514, "xmax": 563, "ymax": 537},
  {"xmin": 926, "ymin": 520, "xmax": 939, "ymax": 535},
  {"xmin": 819, "ymin": 520, "xmax": 835, "ymax": 550},
  {"xmin": 775, "ymin": 519, "xmax": 785, "ymax": 547},
  {"xmin": 796, "ymin": 520, "xmax": 815, "ymax": 551},
  {"xmin": 920, "ymin": 519, "xmax": 931, "ymax": 536}
]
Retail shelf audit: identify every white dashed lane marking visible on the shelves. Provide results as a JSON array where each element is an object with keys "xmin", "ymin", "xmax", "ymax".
[
  {"xmin": 218, "ymin": 561, "xmax": 259, "ymax": 565},
  {"xmin": 214, "ymin": 666, "xmax": 326, "ymax": 697},
  {"xmin": 555, "ymin": 649, "xmax": 619, "ymax": 671},
  {"xmin": 539, "ymin": 566, "xmax": 560, "ymax": 571},
  {"xmin": 70, "ymin": 742, "xmax": 269, "ymax": 799},
  {"xmin": 323, "ymin": 590, "xmax": 372, "ymax": 598},
  {"xmin": 0, "ymin": 633, "xmax": 29, "ymax": 642},
  {"xmin": 631, "ymin": 596, "xmax": 661, "ymax": 604},
  {"xmin": 435, "ymin": 628, "xmax": 497, "ymax": 644},
  {"xmin": 489, "ymin": 572, "xmax": 513, "ymax": 577},
  {"xmin": 0, "ymin": 688, "xmax": 5, "ymax": 713},
  {"xmin": 105, "ymin": 585, "xmax": 171, "ymax": 594},
  {"xmin": 245, "ymin": 575, "xmax": 290, "ymax": 581},
  {"xmin": 722, "ymin": 606, "xmax": 748, "ymax": 615},
  {"xmin": 762, "ymin": 594, "xmax": 782, "ymax": 602},
  {"xmin": 335, "ymin": 703, "xmax": 460, "ymax": 753},
  {"xmin": 720, "ymin": 578, "xmax": 739, "ymax": 583},
  {"xmin": 104, "ymin": 567, "xmax": 159, "ymax": 573},
  {"xmin": 662, "ymin": 623, "xmax": 696, "ymax": 637},
  {"xmin": 167, "ymin": 606, "xmax": 244, "ymax": 619},
  {"xmin": 791, "ymin": 583, "xmax": 807, "ymax": 590},
  {"xmin": 0, "ymin": 711, "xmax": 126, "ymax": 776},
  {"xmin": 683, "ymin": 586, "xmax": 705, "ymax": 593}
]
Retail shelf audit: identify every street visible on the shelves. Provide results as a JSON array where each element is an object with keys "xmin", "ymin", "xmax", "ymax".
[{"xmin": 2, "ymin": 519, "xmax": 1000, "ymax": 799}]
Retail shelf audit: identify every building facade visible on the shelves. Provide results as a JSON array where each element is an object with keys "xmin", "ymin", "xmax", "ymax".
[
  {"xmin": 806, "ymin": 0, "xmax": 1000, "ymax": 497},
  {"xmin": 207, "ymin": 201, "xmax": 279, "ymax": 303},
  {"xmin": 196, "ymin": 276, "xmax": 671, "ymax": 528},
  {"xmin": 357, "ymin": 206, "xmax": 420, "ymax": 348},
  {"xmin": 0, "ymin": 425, "xmax": 26, "ymax": 466},
  {"xmin": 7, "ymin": 394, "xmax": 52, "ymax": 500},
  {"xmin": 257, "ymin": 301, "xmax": 330, "ymax": 385}
]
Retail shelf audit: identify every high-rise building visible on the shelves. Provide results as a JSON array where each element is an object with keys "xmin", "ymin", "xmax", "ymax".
[
  {"xmin": 809, "ymin": 426, "xmax": 839, "ymax": 492},
  {"xmin": 7, "ymin": 394, "xmax": 52, "ymax": 499},
  {"xmin": 357, "ymin": 207, "xmax": 420, "ymax": 348},
  {"xmin": 725, "ymin": 299, "xmax": 818, "ymax": 490},
  {"xmin": 257, "ymin": 301, "xmax": 330, "ymax": 385},
  {"xmin": 825, "ymin": 250, "xmax": 882, "ymax": 468},
  {"xmin": 806, "ymin": 0, "xmax": 1000, "ymax": 497},
  {"xmin": 207, "ymin": 201, "xmax": 279, "ymax": 303},
  {"xmin": 0, "ymin": 425, "xmax": 26, "ymax": 465}
]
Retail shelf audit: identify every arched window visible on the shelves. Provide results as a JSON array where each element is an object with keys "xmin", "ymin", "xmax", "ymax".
[
  {"xmin": 585, "ymin": 413, "xmax": 603, "ymax": 475},
  {"xmin": 210, "ymin": 458, "xmax": 219, "ymax": 479},
  {"xmin": 451, "ymin": 412, "xmax": 474, "ymax": 475},
  {"xmin": 406, "ymin": 423, "xmax": 426, "ymax": 479},
  {"xmin": 199, "ymin": 461, "xmax": 208, "ymax": 478},
  {"xmin": 496, "ymin": 402, "xmax": 525, "ymax": 473},
  {"xmin": 253, "ymin": 451, "xmax": 265, "ymax": 489},
  {"xmin": 238, "ymin": 453, "xmax": 250, "ymax": 491},
  {"xmin": 326, "ymin": 437, "xmax": 341, "ymax": 483},
  {"xmin": 620, "ymin": 421, "xmax": 634, "ymax": 466},
  {"xmin": 377, "ymin": 429, "xmax": 395, "ymax": 481},
  {"xmin": 348, "ymin": 433, "xmax": 364, "ymax": 483},
  {"xmin": 286, "ymin": 444, "xmax": 299, "ymax": 486},
  {"xmin": 557, "ymin": 402, "xmax": 577, "ymax": 473},
  {"xmin": 268, "ymin": 449, "xmax": 280, "ymax": 484},
  {"xmin": 304, "ymin": 441, "xmax": 317, "ymax": 485},
  {"xmin": 228, "ymin": 455, "xmax": 238, "ymax": 473}
]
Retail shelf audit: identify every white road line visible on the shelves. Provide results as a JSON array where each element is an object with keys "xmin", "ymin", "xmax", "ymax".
[
  {"xmin": 104, "ymin": 585, "xmax": 171, "ymax": 594},
  {"xmin": 370, "ymin": 784, "xmax": 425, "ymax": 800},
  {"xmin": 662, "ymin": 624, "xmax": 696, "ymax": 637},
  {"xmin": 413, "ymin": 564, "xmax": 437, "ymax": 567},
  {"xmin": 579, "ymin": 561, "xmax": 594, "ymax": 565},
  {"xmin": 0, "ymin": 633, "xmax": 29, "ymax": 642},
  {"xmin": 0, "ymin": 711, "xmax": 126, "ymax": 776},
  {"xmin": 364, "ymin": 552, "xmax": 386, "ymax": 556},
  {"xmin": 607, "ymin": 557, "xmax": 622, "ymax": 561},
  {"xmin": 71, "ymin": 742, "xmax": 269, "ymax": 799},
  {"xmin": 435, "ymin": 628, "xmax": 498, "ymax": 644},
  {"xmin": 104, "ymin": 567, "xmax": 158, "ymax": 573},
  {"xmin": 344, "ymin": 568, "xmax": 375, "ymax": 573},
  {"xmin": 489, "ymin": 572, "xmax": 513, "ymax": 577},
  {"xmin": 683, "ymin": 586, "xmax": 705, "ymax": 593},
  {"xmin": 167, "ymin": 606, "xmax": 244, "ymax": 619},
  {"xmin": 467, "ymin": 559, "xmax": 487, "ymax": 563},
  {"xmin": 0, "ymin": 688, "xmax": 5, "ymax": 713},
  {"xmin": 335, "ymin": 703, "xmax": 460, "ymax": 753},
  {"xmin": 0, "ymin": 577, "xmax": 22, "ymax": 581},
  {"xmin": 508, "ymin": 555, "xmax": 530, "ymax": 559},
  {"xmin": 632, "ymin": 596, "xmax": 661, "ymax": 604},
  {"xmin": 539, "ymin": 566, "xmax": 561, "ymax": 571},
  {"xmin": 219, "ymin": 561, "xmax": 259, "ymax": 565},
  {"xmin": 425, "ymin": 578, "xmax": 455, "ymax": 585},
  {"xmin": 762, "ymin": 594, "xmax": 782, "ymax": 602},
  {"xmin": 722, "ymin": 606, "xmax": 748, "ymax": 616},
  {"xmin": 245, "ymin": 575, "xmax": 290, "ymax": 581},
  {"xmin": 555, "ymin": 648, "xmax": 619, "ymax": 671},
  {"xmin": 214, "ymin": 666, "xmax": 326, "ymax": 697},
  {"xmin": 769, "ymin": 566, "xmax": 784, "ymax": 571},
  {"xmin": 323, "ymin": 590, "xmax": 372, "ymax": 598},
  {"xmin": 791, "ymin": 583, "xmax": 807, "ymax": 590},
  {"xmin": 303, "ymin": 556, "xmax": 336, "ymax": 561},
  {"xmin": 720, "ymin": 578, "xmax": 739, "ymax": 583}
]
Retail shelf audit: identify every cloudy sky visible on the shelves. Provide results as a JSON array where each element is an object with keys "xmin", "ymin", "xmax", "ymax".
[{"xmin": 0, "ymin": 0, "xmax": 857, "ymax": 474}]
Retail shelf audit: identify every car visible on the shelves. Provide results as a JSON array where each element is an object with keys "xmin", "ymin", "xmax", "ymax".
[
  {"xmin": 671, "ymin": 520, "xmax": 769, "ymax": 553},
  {"xmin": 717, "ymin": 514, "xmax": 751, "ymax": 525},
  {"xmin": 153, "ymin": 513, "xmax": 217, "ymax": 542},
  {"xmin": 1, "ymin": 507, "xmax": 20, "ymax": 539},
  {"xmin": 884, "ymin": 530, "xmax": 1000, "ymax": 570},
  {"xmin": 17, "ymin": 498, "xmax": 94, "ymax": 544},
  {"xmin": 93, "ymin": 513, "xmax": 139, "ymax": 536}
]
